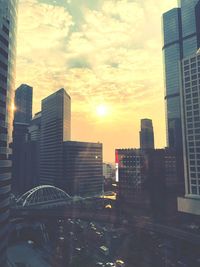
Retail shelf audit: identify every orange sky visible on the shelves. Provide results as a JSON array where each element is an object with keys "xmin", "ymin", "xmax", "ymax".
[{"xmin": 16, "ymin": 0, "xmax": 177, "ymax": 162}]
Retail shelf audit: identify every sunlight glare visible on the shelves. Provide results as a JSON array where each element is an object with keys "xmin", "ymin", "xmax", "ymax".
[{"xmin": 96, "ymin": 105, "xmax": 108, "ymax": 117}]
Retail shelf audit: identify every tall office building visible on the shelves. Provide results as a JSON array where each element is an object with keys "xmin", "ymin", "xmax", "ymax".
[
  {"xmin": 63, "ymin": 141, "xmax": 103, "ymax": 197},
  {"xmin": 14, "ymin": 84, "xmax": 33, "ymax": 124},
  {"xmin": 0, "ymin": 0, "xmax": 18, "ymax": 265},
  {"xmin": 40, "ymin": 88, "xmax": 71, "ymax": 187},
  {"xmin": 140, "ymin": 119, "xmax": 155, "ymax": 149},
  {"xmin": 162, "ymin": 0, "xmax": 200, "ymax": 185},
  {"xmin": 178, "ymin": 51, "xmax": 200, "ymax": 215},
  {"xmin": 12, "ymin": 84, "xmax": 33, "ymax": 195}
]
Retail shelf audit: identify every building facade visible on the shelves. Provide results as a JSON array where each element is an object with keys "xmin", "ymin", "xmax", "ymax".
[
  {"xmin": 178, "ymin": 51, "xmax": 200, "ymax": 215},
  {"xmin": 14, "ymin": 84, "xmax": 33, "ymax": 124},
  {"xmin": 116, "ymin": 149, "xmax": 147, "ymax": 206},
  {"xmin": 116, "ymin": 148, "xmax": 178, "ymax": 218},
  {"xmin": 0, "ymin": 0, "xmax": 18, "ymax": 265},
  {"xmin": 40, "ymin": 89, "xmax": 71, "ymax": 187},
  {"xmin": 12, "ymin": 122, "xmax": 29, "ymax": 195},
  {"xmin": 139, "ymin": 119, "xmax": 155, "ymax": 149},
  {"xmin": 162, "ymin": 0, "xmax": 200, "ymax": 187},
  {"xmin": 63, "ymin": 141, "xmax": 103, "ymax": 197}
]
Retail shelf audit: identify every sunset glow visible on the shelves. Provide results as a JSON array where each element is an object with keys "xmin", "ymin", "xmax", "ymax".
[{"xmin": 16, "ymin": 0, "xmax": 177, "ymax": 162}]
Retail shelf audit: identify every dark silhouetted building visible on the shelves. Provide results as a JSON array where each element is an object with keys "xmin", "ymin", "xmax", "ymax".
[
  {"xmin": 12, "ymin": 84, "xmax": 33, "ymax": 195},
  {"xmin": 63, "ymin": 141, "xmax": 103, "ymax": 197},
  {"xmin": 14, "ymin": 84, "xmax": 33, "ymax": 124},
  {"xmin": 116, "ymin": 148, "xmax": 178, "ymax": 220},
  {"xmin": 12, "ymin": 122, "xmax": 29, "ymax": 195},
  {"xmin": 28, "ymin": 111, "xmax": 41, "ymax": 141},
  {"xmin": 40, "ymin": 88, "xmax": 71, "ymax": 187},
  {"xmin": 23, "ymin": 112, "xmax": 42, "ymax": 191},
  {"xmin": 0, "ymin": 0, "xmax": 18, "ymax": 265},
  {"xmin": 140, "ymin": 119, "xmax": 155, "ymax": 149}
]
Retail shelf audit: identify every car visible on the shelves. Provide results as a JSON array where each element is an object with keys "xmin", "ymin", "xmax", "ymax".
[
  {"xmin": 115, "ymin": 260, "xmax": 125, "ymax": 267},
  {"xmin": 96, "ymin": 262, "xmax": 105, "ymax": 266},
  {"xmin": 105, "ymin": 263, "xmax": 115, "ymax": 266}
]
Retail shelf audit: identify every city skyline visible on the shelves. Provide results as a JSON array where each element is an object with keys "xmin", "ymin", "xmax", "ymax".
[{"xmin": 16, "ymin": 0, "xmax": 177, "ymax": 162}]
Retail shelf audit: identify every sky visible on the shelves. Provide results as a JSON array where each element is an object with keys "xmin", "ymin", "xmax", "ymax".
[{"xmin": 16, "ymin": 0, "xmax": 178, "ymax": 162}]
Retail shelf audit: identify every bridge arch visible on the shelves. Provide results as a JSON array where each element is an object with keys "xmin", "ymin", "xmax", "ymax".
[{"xmin": 16, "ymin": 185, "xmax": 71, "ymax": 208}]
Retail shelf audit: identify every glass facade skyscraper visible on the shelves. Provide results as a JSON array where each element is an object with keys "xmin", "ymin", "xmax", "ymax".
[
  {"xmin": 163, "ymin": 7, "xmax": 182, "ymax": 151},
  {"xmin": 163, "ymin": 0, "xmax": 200, "ymax": 214},
  {"xmin": 40, "ymin": 88, "xmax": 71, "ymax": 187},
  {"xmin": 162, "ymin": 0, "xmax": 200, "ymax": 185},
  {"xmin": 0, "ymin": 0, "xmax": 18, "ymax": 265}
]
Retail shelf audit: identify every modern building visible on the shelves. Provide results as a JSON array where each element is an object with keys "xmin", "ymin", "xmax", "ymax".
[
  {"xmin": 162, "ymin": 0, "xmax": 200, "ymax": 186},
  {"xmin": 63, "ymin": 141, "xmax": 103, "ymax": 197},
  {"xmin": 139, "ymin": 119, "xmax": 155, "ymax": 149},
  {"xmin": 40, "ymin": 88, "xmax": 71, "ymax": 187},
  {"xmin": 116, "ymin": 148, "xmax": 178, "ymax": 219},
  {"xmin": 12, "ymin": 122, "xmax": 29, "ymax": 195},
  {"xmin": 12, "ymin": 112, "xmax": 41, "ymax": 195},
  {"xmin": 22, "ymin": 113, "xmax": 42, "ymax": 191},
  {"xmin": 12, "ymin": 85, "xmax": 33, "ymax": 195},
  {"xmin": 178, "ymin": 51, "xmax": 200, "ymax": 215},
  {"xmin": 163, "ymin": 0, "xmax": 200, "ymax": 152},
  {"xmin": 163, "ymin": 1, "xmax": 200, "ymax": 214},
  {"xmin": 116, "ymin": 149, "xmax": 147, "ymax": 205},
  {"xmin": 163, "ymin": 0, "xmax": 200, "ymax": 186},
  {"xmin": 14, "ymin": 84, "xmax": 33, "ymax": 124},
  {"xmin": 0, "ymin": 0, "xmax": 18, "ymax": 265}
]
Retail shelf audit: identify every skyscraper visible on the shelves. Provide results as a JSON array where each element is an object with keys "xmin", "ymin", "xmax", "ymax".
[
  {"xmin": 63, "ymin": 141, "xmax": 103, "ymax": 197},
  {"xmin": 0, "ymin": 0, "xmax": 18, "ymax": 265},
  {"xmin": 178, "ymin": 51, "xmax": 200, "ymax": 215},
  {"xmin": 14, "ymin": 84, "xmax": 33, "ymax": 124},
  {"xmin": 40, "ymin": 88, "xmax": 71, "ymax": 187},
  {"xmin": 162, "ymin": 0, "xmax": 200, "ymax": 151},
  {"xmin": 140, "ymin": 119, "xmax": 155, "ymax": 149},
  {"xmin": 12, "ymin": 84, "xmax": 33, "ymax": 195}
]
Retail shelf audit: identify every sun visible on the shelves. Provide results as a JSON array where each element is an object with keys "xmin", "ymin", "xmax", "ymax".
[{"xmin": 96, "ymin": 105, "xmax": 108, "ymax": 117}]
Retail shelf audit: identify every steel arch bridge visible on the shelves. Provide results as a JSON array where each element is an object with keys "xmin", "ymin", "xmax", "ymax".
[{"xmin": 16, "ymin": 185, "xmax": 71, "ymax": 208}]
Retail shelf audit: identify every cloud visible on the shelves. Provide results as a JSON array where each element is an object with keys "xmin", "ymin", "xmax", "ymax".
[{"xmin": 16, "ymin": 0, "xmax": 177, "ymax": 161}]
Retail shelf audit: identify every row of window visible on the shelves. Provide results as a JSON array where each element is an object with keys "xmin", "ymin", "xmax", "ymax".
[
  {"xmin": 187, "ymin": 110, "xmax": 199, "ymax": 117},
  {"xmin": 186, "ymin": 103, "xmax": 199, "ymax": 111},
  {"xmin": 188, "ymin": 135, "xmax": 200, "ymax": 141},
  {"xmin": 187, "ymin": 122, "xmax": 200, "ymax": 129},
  {"xmin": 188, "ymin": 147, "xmax": 200, "ymax": 153},
  {"xmin": 185, "ymin": 74, "xmax": 200, "ymax": 82},
  {"xmin": 184, "ymin": 68, "xmax": 199, "ymax": 76},
  {"xmin": 184, "ymin": 55, "xmax": 200, "ymax": 65},
  {"xmin": 185, "ymin": 80, "xmax": 200, "ymax": 88},
  {"xmin": 185, "ymin": 86, "xmax": 199, "ymax": 94}
]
